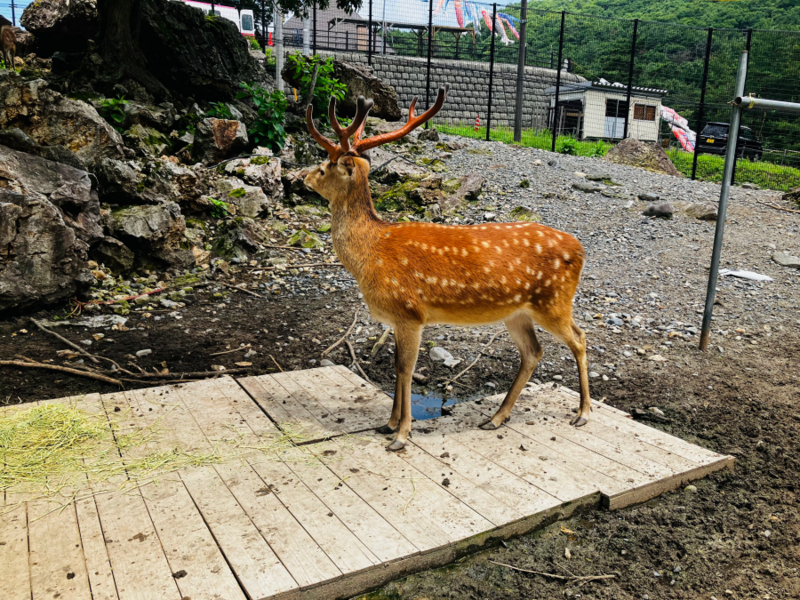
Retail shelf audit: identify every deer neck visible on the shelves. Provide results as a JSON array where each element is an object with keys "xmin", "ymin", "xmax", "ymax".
[{"xmin": 329, "ymin": 184, "xmax": 384, "ymax": 282}]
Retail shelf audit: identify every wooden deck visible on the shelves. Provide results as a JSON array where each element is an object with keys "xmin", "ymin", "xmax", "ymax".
[{"xmin": 0, "ymin": 366, "xmax": 733, "ymax": 600}]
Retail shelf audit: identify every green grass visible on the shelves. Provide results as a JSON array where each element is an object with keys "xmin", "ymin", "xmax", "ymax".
[{"xmin": 667, "ymin": 149, "xmax": 800, "ymax": 192}]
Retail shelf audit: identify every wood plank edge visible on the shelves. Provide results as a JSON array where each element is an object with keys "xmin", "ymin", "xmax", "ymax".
[
  {"xmin": 267, "ymin": 492, "xmax": 601, "ymax": 600},
  {"xmin": 602, "ymin": 455, "xmax": 735, "ymax": 511}
]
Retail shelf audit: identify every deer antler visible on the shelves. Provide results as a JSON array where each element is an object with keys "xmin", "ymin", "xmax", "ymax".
[{"xmin": 306, "ymin": 85, "xmax": 449, "ymax": 162}]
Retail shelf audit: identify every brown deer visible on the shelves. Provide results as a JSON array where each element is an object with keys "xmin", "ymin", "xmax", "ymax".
[
  {"xmin": 305, "ymin": 87, "xmax": 591, "ymax": 451},
  {"xmin": 1, "ymin": 25, "xmax": 15, "ymax": 72}
]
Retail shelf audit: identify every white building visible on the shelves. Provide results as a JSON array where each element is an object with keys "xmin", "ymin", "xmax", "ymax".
[{"xmin": 545, "ymin": 81, "xmax": 668, "ymax": 142}]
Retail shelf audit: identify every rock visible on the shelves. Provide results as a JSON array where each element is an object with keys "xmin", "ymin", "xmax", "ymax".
[
  {"xmin": 605, "ymin": 137, "xmax": 683, "ymax": 177},
  {"xmin": 782, "ymin": 187, "xmax": 800, "ymax": 207},
  {"xmin": 287, "ymin": 229, "xmax": 324, "ymax": 249},
  {"xmin": 214, "ymin": 180, "xmax": 270, "ymax": 218},
  {"xmin": 429, "ymin": 347, "xmax": 454, "ymax": 362},
  {"xmin": 685, "ymin": 202, "xmax": 718, "ymax": 221},
  {"xmin": 483, "ymin": 212, "xmax": 496, "ymax": 221},
  {"xmin": 193, "ymin": 118, "xmax": 248, "ymax": 164},
  {"xmin": 589, "ymin": 371, "xmax": 600, "ymax": 378},
  {"xmin": 371, "ymin": 153, "xmax": 428, "ymax": 185},
  {"xmin": 772, "ymin": 251, "xmax": 800, "ymax": 269},
  {"xmin": 741, "ymin": 182, "xmax": 759, "ymax": 190},
  {"xmin": 638, "ymin": 192, "xmax": 660, "ymax": 202},
  {"xmin": 418, "ymin": 128, "xmax": 440, "ymax": 142},
  {"xmin": 0, "ymin": 77, "xmax": 124, "ymax": 165},
  {"xmin": 211, "ymin": 218, "xmax": 264, "ymax": 260},
  {"xmin": 103, "ymin": 202, "xmax": 191, "ymax": 268},
  {"xmin": 648, "ymin": 407, "xmax": 665, "ymax": 416},
  {"xmin": 135, "ymin": 349, "xmax": 152, "ymax": 357},
  {"xmin": 509, "ymin": 206, "xmax": 540, "ymax": 222},
  {"xmin": 90, "ymin": 237, "xmax": 135, "ymax": 274},
  {"xmin": 119, "ymin": 101, "xmax": 177, "ymax": 131},
  {"xmin": 642, "ymin": 203, "xmax": 675, "ymax": 219},
  {"xmin": 240, "ymin": 156, "xmax": 283, "ymax": 200},
  {"xmin": 0, "ymin": 127, "xmax": 85, "ymax": 170},
  {"xmin": 93, "ymin": 158, "xmax": 147, "ymax": 204},
  {"xmin": 0, "ymin": 145, "xmax": 103, "ymax": 311},
  {"xmin": 684, "ymin": 485, "xmax": 698, "ymax": 493},
  {"xmin": 585, "ymin": 172, "xmax": 611, "ymax": 181},
  {"xmin": 124, "ymin": 124, "xmax": 171, "ymax": 157},
  {"xmin": 648, "ymin": 354, "xmax": 667, "ymax": 362},
  {"xmin": 320, "ymin": 359, "xmax": 336, "ymax": 367},
  {"xmin": 284, "ymin": 59, "xmax": 401, "ymax": 121},
  {"xmin": 145, "ymin": 159, "xmax": 205, "ymax": 206},
  {"xmin": 20, "ymin": 0, "xmax": 98, "ymax": 55},
  {"xmin": 573, "ymin": 180, "xmax": 601, "ymax": 193}
]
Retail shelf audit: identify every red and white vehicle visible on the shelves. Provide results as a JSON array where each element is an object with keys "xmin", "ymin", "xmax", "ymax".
[{"xmin": 175, "ymin": 0, "xmax": 256, "ymax": 37}]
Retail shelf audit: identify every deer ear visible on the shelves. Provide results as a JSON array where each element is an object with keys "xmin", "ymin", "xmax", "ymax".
[{"xmin": 338, "ymin": 155, "xmax": 356, "ymax": 177}]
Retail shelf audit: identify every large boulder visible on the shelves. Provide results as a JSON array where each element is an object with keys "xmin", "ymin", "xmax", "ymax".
[
  {"xmin": 213, "ymin": 178, "xmax": 270, "ymax": 218},
  {"xmin": 0, "ymin": 127, "xmax": 85, "ymax": 170},
  {"xmin": 604, "ymin": 138, "xmax": 683, "ymax": 177},
  {"xmin": 282, "ymin": 59, "xmax": 401, "ymax": 121},
  {"xmin": 0, "ymin": 75, "xmax": 124, "ymax": 165},
  {"xmin": 20, "ymin": 0, "xmax": 98, "ymax": 55},
  {"xmin": 193, "ymin": 118, "xmax": 248, "ymax": 164},
  {"xmin": 0, "ymin": 145, "xmax": 102, "ymax": 312}
]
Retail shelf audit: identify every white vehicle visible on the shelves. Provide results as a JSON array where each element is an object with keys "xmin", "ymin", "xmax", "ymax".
[{"xmin": 177, "ymin": 1, "xmax": 256, "ymax": 37}]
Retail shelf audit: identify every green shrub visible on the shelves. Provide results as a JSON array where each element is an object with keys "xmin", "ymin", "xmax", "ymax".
[
  {"xmin": 250, "ymin": 37, "xmax": 262, "ymax": 51},
  {"xmin": 237, "ymin": 82, "xmax": 287, "ymax": 153},
  {"xmin": 557, "ymin": 136, "xmax": 578, "ymax": 155},
  {"xmin": 206, "ymin": 102, "xmax": 234, "ymax": 120},
  {"xmin": 286, "ymin": 53, "xmax": 347, "ymax": 123},
  {"xmin": 208, "ymin": 198, "xmax": 229, "ymax": 219},
  {"xmin": 98, "ymin": 97, "xmax": 129, "ymax": 130}
]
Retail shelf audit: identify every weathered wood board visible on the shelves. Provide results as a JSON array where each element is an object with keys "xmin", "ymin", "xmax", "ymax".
[{"xmin": 0, "ymin": 368, "xmax": 733, "ymax": 600}]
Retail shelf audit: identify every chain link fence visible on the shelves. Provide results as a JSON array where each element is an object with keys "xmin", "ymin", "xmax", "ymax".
[{"xmin": 272, "ymin": 1, "xmax": 800, "ymax": 192}]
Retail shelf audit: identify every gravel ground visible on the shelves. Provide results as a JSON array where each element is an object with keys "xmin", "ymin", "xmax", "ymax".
[{"xmin": 2, "ymin": 136, "xmax": 800, "ymax": 599}]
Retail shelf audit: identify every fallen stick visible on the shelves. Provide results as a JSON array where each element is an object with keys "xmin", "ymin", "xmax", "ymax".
[
  {"xmin": 264, "ymin": 244, "xmax": 310, "ymax": 252},
  {"xmin": 756, "ymin": 200, "xmax": 800, "ymax": 214},
  {"xmin": 346, "ymin": 340, "xmax": 371, "ymax": 382},
  {"xmin": 488, "ymin": 560, "xmax": 616, "ymax": 584},
  {"xmin": 124, "ymin": 368, "xmax": 251, "ymax": 380},
  {"xmin": 30, "ymin": 318, "xmax": 100, "ymax": 364},
  {"xmin": 321, "ymin": 306, "xmax": 361, "ymax": 357},
  {"xmin": 0, "ymin": 359, "xmax": 123, "ymax": 387},
  {"xmin": 269, "ymin": 355, "xmax": 284, "ymax": 372},
  {"xmin": 210, "ymin": 344, "xmax": 252, "ymax": 357},
  {"xmin": 442, "ymin": 331, "xmax": 502, "ymax": 386},
  {"xmin": 219, "ymin": 282, "xmax": 264, "ymax": 298}
]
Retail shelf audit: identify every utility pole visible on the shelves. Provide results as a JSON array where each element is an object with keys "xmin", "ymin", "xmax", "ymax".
[
  {"xmin": 274, "ymin": 5, "xmax": 284, "ymax": 91},
  {"xmin": 11, "ymin": 0, "xmax": 16, "ymax": 27},
  {"xmin": 513, "ymin": 0, "xmax": 528, "ymax": 142}
]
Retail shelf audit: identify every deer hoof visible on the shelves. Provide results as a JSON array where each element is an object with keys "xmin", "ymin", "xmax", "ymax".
[
  {"xmin": 376, "ymin": 424, "xmax": 398, "ymax": 434},
  {"xmin": 386, "ymin": 439, "xmax": 406, "ymax": 452},
  {"xmin": 478, "ymin": 419, "xmax": 501, "ymax": 430},
  {"xmin": 570, "ymin": 415, "xmax": 589, "ymax": 427}
]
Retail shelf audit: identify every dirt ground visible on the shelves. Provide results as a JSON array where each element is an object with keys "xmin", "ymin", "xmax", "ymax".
[{"xmin": 2, "ymin": 140, "xmax": 800, "ymax": 599}]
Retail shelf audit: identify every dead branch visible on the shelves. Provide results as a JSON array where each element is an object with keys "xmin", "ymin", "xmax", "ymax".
[
  {"xmin": 269, "ymin": 355, "xmax": 284, "ymax": 372},
  {"xmin": 264, "ymin": 244, "xmax": 310, "ymax": 252},
  {"xmin": 442, "ymin": 331, "xmax": 502, "ymax": 386},
  {"xmin": 345, "ymin": 340, "xmax": 371, "ymax": 382},
  {"xmin": 488, "ymin": 560, "xmax": 616, "ymax": 584},
  {"xmin": 0, "ymin": 359, "xmax": 123, "ymax": 387},
  {"xmin": 30, "ymin": 318, "xmax": 100, "ymax": 364},
  {"xmin": 756, "ymin": 200, "xmax": 800, "ymax": 214},
  {"xmin": 219, "ymin": 282, "xmax": 263, "ymax": 298},
  {"xmin": 210, "ymin": 344, "xmax": 252, "ymax": 357},
  {"xmin": 322, "ymin": 305, "xmax": 361, "ymax": 357}
]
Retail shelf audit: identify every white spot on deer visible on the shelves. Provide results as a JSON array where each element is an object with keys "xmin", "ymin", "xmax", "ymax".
[
  {"xmin": 553, "ymin": 258, "xmax": 561, "ymax": 270},
  {"xmin": 462, "ymin": 248, "xmax": 468, "ymax": 257},
  {"xmin": 414, "ymin": 271, "xmax": 423, "ymax": 279},
  {"xmin": 444, "ymin": 246, "xmax": 450, "ymax": 253},
  {"xmin": 481, "ymin": 241, "xmax": 490, "ymax": 248},
  {"xmin": 513, "ymin": 238, "xmax": 520, "ymax": 246},
  {"xmin": 499, "ymin": 276, "xmax": 507, "ymax": 285},
  {"xmin": 495, "ymin": 246, "xmax": 503, "ymax": 254},
  {"xmin": 514, "ymin": 257, "xmax": 522, "ymax": 265},
  {"xmin": 535, "ymin": 287, "xmax": 541, "ymax": 294},
  {"xmin": 555, "ymin": 233, "xmax": 563, "ymax": 241},
  {"xmin": 405, "ymin": 301, "xmax": 413, "ymax": 308},
  {"xmin": 502, "ymin": 240, "xmax": 510, "ymax": 248},
  {"xmin": 548, "ymin": 239, "xmax": 556, "ymax": 248},
  {"xmin": 472, "ymin": 282, "xmax": 481, "ymax": 290},
  {"xmin": 536, "ymin": 244, "xmax": 543, "ymax": 253},
  {"xmin": 480, "ymin": 226, "xmax": 488, "ymax": 230},
  {"xmin": 376, "ymin": 257, "xmax": 383, "ymax": 266},
  {"xmin": 537, "ymin": 231, "xmax": 544, "ymax": 237},
  {"xmin": 400, "ymin": 257, "xmax": 409, "ymax": 266},
  {"xmin": 426, "ymin": 276, "xmax": 438, "ymax": 285},
  {"xmin": 537, "ymin": 271, "xmax": 543, "ymax": 279},
  {"xmin": 483, "ymin": 266, "xmax": 491, "ymax": 274},
  {"xmin": 391, "ymin": 277, "xmax": 399, "ymax": 286},
  {"xmin": 421, "ymin": 243, "xmax": 429, "ymax": 250},
  {"xmin": 524, "ymin": 282, "xmax": 531, "ymax": 290},
  {"xmin": 523, "ymin": 239, "xmax": 530, "ymax": 247},
  {"xmin": 514, "ymin": 294, "xmax": 522, "ymax": 302},
  {"xmin": 563, "ymin": 252, "xmax": 571, "ymax": 261}
]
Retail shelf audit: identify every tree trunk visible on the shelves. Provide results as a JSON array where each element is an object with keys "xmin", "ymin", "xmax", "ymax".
[{"xmin": 96, "ymin": 0, "xmax": 168, "ymax": 98}]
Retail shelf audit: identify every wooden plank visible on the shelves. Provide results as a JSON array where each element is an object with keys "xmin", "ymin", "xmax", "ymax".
[
  {"xmin": 141, "ymin": 477, "xmax": 247, "ymax": 600},
  {"xmin": 180, "ymin": 466, "xmax": 298, "ymax": 598},
  {"xmin": 0, "ymin": 500, "xmax": 32, "ymax": 600},
  {"xmin": 213, "ymin": 461, "xmax": 342, "ymax": 588},
  {"xmin": 211, "ymin": 376, "xmax": 278, "ymax": 436},
  {"xmin": 283, "ymin": 458, "xmax": 421, "ymax": 564},
  {"xmin": 311, "ymin": 435, "xmax": 493, "ymax": 548},
  {"xmin": 269, "ymin": 372, "xmax": 348, "ymax": 436},
  {"xmin": 237, "ymin": 375, "xmax": 330, "ymax": 439},
  {"xmin": 247, "ymin": 457, "xmax": 381, "ymax": 574},
  {"xmin": 75, "ymin": 495, "xmax": 120, "ymax": 600}
]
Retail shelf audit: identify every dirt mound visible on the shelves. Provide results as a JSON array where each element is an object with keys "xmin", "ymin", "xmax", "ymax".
[{"xmin": 605, "ymin": 137, "xmax": 683, "ymax": 177}]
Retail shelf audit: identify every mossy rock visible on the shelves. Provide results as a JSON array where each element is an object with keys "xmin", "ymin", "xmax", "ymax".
[
  {"xmin": 375, "ymin": 180, "xmax": 426, "ymax": 213},
  {"xmin": 441, "ymin": 179, "xmax": 462, "ymax": 194},
  {"xmin": 228, "ymin": 188, "xmax": 247, "ymax": 198},
  {"xmin": 271, "ymin": 222, "xmax": 288, "ymax": 233},
  {"xmin": 509, "ymin": 206, "xmax": 541, "ymax": 222},
  {"xmin": 171, "ymin": 273, "xmax": 201, "ymax": 287},
  {"xmin": 250, "ymin": 155, "xmax": 272, "ymax": 165},
  {"xmin": 288, "ymin": 229, "xmax": 324, "ymax": 249},
  {"xmin": 519, "ymin": 179, "xmax": 530, "ymax": 189},
  {"xmin": 418, "ymin": 158, "xmax": 448, "ymax": 173},
  {"xmin": 316, "ymin": 222, "xmax": 331, "ymax": 233},
  {"xmin": 294, "ymin": 204, "xmax": 327, "ymax": 217},
  {"xmin": 467, "ymin": 148, "xmax": 492, "ymax": 155}
]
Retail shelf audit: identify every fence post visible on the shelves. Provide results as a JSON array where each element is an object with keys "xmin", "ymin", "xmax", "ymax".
[
  {"xmin": 312, "ymin": 3, "xmax": 317, "ymax": 55},
  {"xmin": 551, "ymin": 11, "xmax": 566, "ymax": 152},
  {"xmin": 730, "ymin": 29, "xmax": 753, "ymax": 186},
  {"xmin": 699, "ymin": 50, "xmax": 748, "ymax": 351},
  {"xmin": 623, "ymin": 19, "xmax": 639, "ymax": 140},
  {"xmin": 424, "ymin": 0, "xmax": 434, "ymax": 129},
  {"xmin": 486, "ymin": 3, "xmax": 498, "ymax": 141},
  {"xmin": 368, "ymin": 0, "xmax": 373, "ymax": 65},
  {"xmin": 274, "ymin": 6, "xmax": 284, "ymax": 91},
  {"xmin": 691, "ymin": 27, "xmax": 714, "ymax": 180},
  {"xmin": 513, "ymin": 0, "xmax": 529, "ymax": 142}
]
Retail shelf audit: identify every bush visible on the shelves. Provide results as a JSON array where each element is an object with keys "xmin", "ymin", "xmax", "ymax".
[
  {"xmin": 98, "ymin": 97, "xmax": 129, "ymax": 131},
  {"xmin": 286, "ymin": 53, "xmax": 347, "ymax": 123},
  {"xmin": 237, "ymin": 82, "xmax": 287, "ymax": 153},
  {"xmin": 557, "ymin": 136, "xmax": 578, "ymax": 155},
  {"xmin": 206, "ymin": 102, "xmax": 234, "ymax": 120},
  {"xmin": 208, "ymin": 198, "xmax": 229, "ymax": 219},
  {"xmin": 249, "ymin": 37, "xmax": 262, "ymax": 51}
]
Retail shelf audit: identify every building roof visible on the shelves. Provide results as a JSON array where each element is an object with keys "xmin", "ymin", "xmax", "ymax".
[{"xmin": 545, "ymin": 81, "xmax": 668, "ymax": 98}]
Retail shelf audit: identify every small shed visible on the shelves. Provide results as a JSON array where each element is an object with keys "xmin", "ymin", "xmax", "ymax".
[{"xmin": 544, "ymin": 81, "xmax": 668, "ymax": 142}]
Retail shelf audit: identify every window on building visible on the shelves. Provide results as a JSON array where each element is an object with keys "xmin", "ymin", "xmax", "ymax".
[
  {"xmin": 634, "ymin": 104, "xmax": 656, "ymax": 121},
  {"xmin": 605, "ymin": 99, "xmax": 629, "ymax": 118}
]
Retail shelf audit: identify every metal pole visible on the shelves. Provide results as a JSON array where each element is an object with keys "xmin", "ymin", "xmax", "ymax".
[
  {"xmin": 382, "ymin": 0, "xmax": 387, "ymax": 54},
  {"xmin": 261, "ymin": 0, "xmax": 267, "ymax": 47},
  {"xmin": 486, "ymin": 3, "xmax": 498, "ymax": 141},
  {"xmin": 691, "ymin": 28, "xmax": 714, "ymax": 180},
  {"xmin": 730, "ymin": 30, "xmax": 752, "ymax": 186},
  {"xmin": 312, "ymin": 3, "xmax": 317, "ymax": 55},
  {"xmin": 11, "ymin": 0, "xmax": 16, "ymax": 27},
  {"xmin": 424, "ymin": 0, "xmax": 434, "ymax": 129},
  {"xmin": 623, "ymin": 19, "xmax": 639, "ymax": 140},
  {"xmin": 211, "ymin": 2, "xmax": 215, "ymax": 17},
  {"xmin": 303, "ymin": 14, "xmax": 311, "ymax": 55},
  {"xmin": 513, "ymin": 0, "xmax": 529, "ymax": 143},
  {"xmin": 735, "ymin": 96, "xmax": 800, "ymax": 112},
  {"xmin": 368, "ymin": 0, "xmax": 373, "ymax": 65},
  {"xmin": 551, "ymin": 11, "xmax": 566, "ymax": 152},
  {"xmin": 274, "ymin": 6, "xmax": 284, "ymax": 91},
  {"xmin": 699, "ymin": 51, "xmax": 748, "ymax": 352}
]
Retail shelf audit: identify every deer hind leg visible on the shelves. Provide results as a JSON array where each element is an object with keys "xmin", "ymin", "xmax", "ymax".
[
  {"xmin": 376, "ymin": 343, "xmax": 403, "ymax": 434},
  {"xmin": 480, "ymin": 311, "xmax": 543, "ymax": 430},
  {"xmin": 386, "ymin": 321, "xmax": 422, "ymax": 452},
  {"xmin": 542, "ymin": 315, "xmax": 591, "ymax": 426}
]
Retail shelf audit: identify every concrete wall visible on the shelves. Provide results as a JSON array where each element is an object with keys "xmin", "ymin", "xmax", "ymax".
[{"xmin": 282, "ymin": 49, "xmax": 585, "ymax": 129}]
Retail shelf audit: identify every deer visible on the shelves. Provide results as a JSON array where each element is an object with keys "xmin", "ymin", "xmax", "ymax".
[
  {"xmin": 1, "ymin": 25, "xmax": 15, "ymax": 72},
  {"xmin": 304, "ymin": 86, "xmax": 591, "ymax": 451}
]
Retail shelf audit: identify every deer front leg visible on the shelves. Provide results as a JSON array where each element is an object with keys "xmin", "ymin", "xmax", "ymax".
[
  {"xmin": 376, "ymin": 346, "xmax": 401, "ymax": 434},
  {"xmin": 386, "ymin": 322, "xmax": 422, "ymax": 452}
]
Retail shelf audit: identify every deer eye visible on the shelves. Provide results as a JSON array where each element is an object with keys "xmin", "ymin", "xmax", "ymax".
[{"xmin": 319, "ymin": 168, "xmax": 325, "ymax": 176}]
